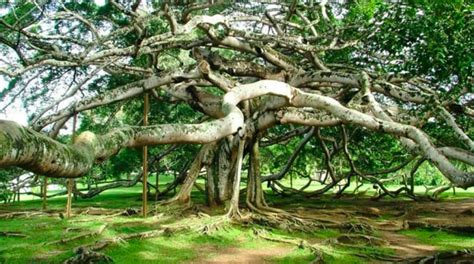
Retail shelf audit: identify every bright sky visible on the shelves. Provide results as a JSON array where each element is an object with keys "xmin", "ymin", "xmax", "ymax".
[
  {"xmin": 95, "ymin": 0, "xmax": 106, "ymax": 6},
  {"xmin": 0, "ymin": 0, "xmax": 106, "ymax": 126},
  {"xmin": 0, "ymin": 77, "xmax": 28, "ymax": 125}
]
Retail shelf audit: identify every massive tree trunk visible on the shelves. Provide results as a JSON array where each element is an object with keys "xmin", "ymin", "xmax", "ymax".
[
  {"xmin": 206, "ymin": 138, "xmax": 237, "ymax": 206},
  {"xmin": 166, "ymin": 143, "xmax": 217, "ymax": 205},
  {"xmin": 246, "ymin": 139, "xmax": 267, "ymax": 209},
  {"xmin": 0, "ymin": 1, "xmax": 472, "ymax": 219}
]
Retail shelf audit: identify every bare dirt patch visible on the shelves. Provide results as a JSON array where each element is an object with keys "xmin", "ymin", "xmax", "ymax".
[
  {"xmin": 380, "ymin": 231, "xmax": 437, "ymax": 258},
  {"xmin": 278, "ymin": 196, "xmax": 474, "ymax": 261}
]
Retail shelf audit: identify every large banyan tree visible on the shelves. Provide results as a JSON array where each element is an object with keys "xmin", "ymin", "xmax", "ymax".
[{"xmin": 0, "ymin": 1, "xmax": 472, "ymax": 213}]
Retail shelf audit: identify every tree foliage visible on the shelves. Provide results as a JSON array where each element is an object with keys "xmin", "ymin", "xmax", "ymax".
[{"xmin": 0, "ymin": 1, "xmax": 472, "ymax": 205}]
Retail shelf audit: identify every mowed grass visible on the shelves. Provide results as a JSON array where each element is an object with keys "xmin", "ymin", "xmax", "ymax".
[
  {"xmin": 0, "ymin": 185, "xmax": 390, "ymax": 264},
  {"xmin": 1, "ymin": 178, "xmax": 473, "ymax": 263}
]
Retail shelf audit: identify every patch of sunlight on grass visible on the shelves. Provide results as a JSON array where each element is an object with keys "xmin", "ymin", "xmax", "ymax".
[
  {"xmin": 105, "ymin": 236, "xmax": 197, "ymax": 264},
  {"xmin": 0, "ymin": 212, "xmax": 155, "ymax": 263},
  {"xmin": 273, "ymin": 245, "xmax": 368, "ymax": 264}
]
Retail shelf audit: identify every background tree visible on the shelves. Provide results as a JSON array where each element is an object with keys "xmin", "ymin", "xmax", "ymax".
[{"xmin": 0, "ymin": 0, "xmax": 472, "ymax": 215}]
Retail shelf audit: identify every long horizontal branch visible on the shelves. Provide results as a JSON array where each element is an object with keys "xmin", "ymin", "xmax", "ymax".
[
  {"xmin": 1, "ymin": 80, "xmax": 472, "ymax": 187},
  {"xmin": 32, "ymin": 69, "xmax": 201, "ymax": 130}
]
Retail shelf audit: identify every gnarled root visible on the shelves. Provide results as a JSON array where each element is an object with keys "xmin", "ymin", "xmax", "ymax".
[
  {"xmin": 224, "ymin": 203, "xmax": 243, "ymax": 220},
  {"xmin": 330, "ymin": 234, "xmax": 388, "ymax": 247},
  {"xmin": 405, "ymin": 249, "xmax": 474, "ymax": 263},
  {"xmin": 46, "ymin": 224, "xmax": 108, "ymax": 246},
  {"xmin": 195, "ymin": 215, "xmax": 230, "ymax": 235},
  {"xmin": 244, "ymin": 206, "xmax": 322, "ymax": 232},
  {"xmin": 337, "ymin": 221, "xmax": 375, "ymax": 235},
  {"xmin": 63, "ymin": 247, "xmax": 113, "ymax": 264}
]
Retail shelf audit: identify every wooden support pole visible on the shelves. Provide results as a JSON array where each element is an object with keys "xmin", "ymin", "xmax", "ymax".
[
  {"xmin": 155, "ymin": 171, "xmax": 159, "ymax": 201},
  {"xmin": 16, "ymin": 177, "xmax": 20, "ymax": 202},
  {"xmin": 66, "ymin": 113, "xmax": 77, "ymax": 218},
  {"xmin": 142, "ymin": 93, "xmax": 149, "ymax": 217},
  {"xmin": 66, "ymin": 178, "xmax": 73, "ymax": 218},
  {"xmin": 42, "ymin": 177, "xmax": 48, "ymax": 210},
  {"xmin": 174, "ymin": 172, "xmax": 177, "ymax": 194}
]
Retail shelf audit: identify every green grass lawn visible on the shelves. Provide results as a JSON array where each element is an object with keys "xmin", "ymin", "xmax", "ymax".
[
  {"xmin": 399, "ymin": 228, "xmax": 474, "ymax": 251},
  {"xmin": 0, "ymin": 186, "xmax": 394, "ymax": 264},
  {"xmin": 1, "ymin": 178, "xmax": 473, "ymax": 263}
]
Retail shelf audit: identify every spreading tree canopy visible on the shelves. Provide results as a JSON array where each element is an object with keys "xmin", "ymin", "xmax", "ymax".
[{"xmin": 0, "ymin": 1, "xmax": 472, "ymax": 209}]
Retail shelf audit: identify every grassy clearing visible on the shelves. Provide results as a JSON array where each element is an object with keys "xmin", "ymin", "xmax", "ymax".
[
  {"xmin": 1, "ymin": 182, "xmax": 473, "ymax": 263},
  {"xmin": 0, "ymin": 211, "xmax": 351, "ymax": 264},
  {"xmin": 0, "ymin": 187, "xmax": 370, "ymax": 264}
]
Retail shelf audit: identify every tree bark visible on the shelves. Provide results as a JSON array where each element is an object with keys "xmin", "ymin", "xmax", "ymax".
[
  {"xmin": 227, "ymin": 137, "xmax": 245, "ymax": 217},
  {"xmin": 1, "ymin": 80, "xmax": 472, "ymax": 188}
]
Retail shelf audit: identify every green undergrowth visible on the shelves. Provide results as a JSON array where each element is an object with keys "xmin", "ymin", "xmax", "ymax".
[
  {"xmin": 399, "ymin": 228, "xmax": 474, "ymax": 251},
  {"xmin": 1, "ymin": 186, "xmax": 473, "ymax": 263}
]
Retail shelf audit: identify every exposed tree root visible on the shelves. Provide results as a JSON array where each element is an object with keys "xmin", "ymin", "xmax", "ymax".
[
  {"xmin": 253, "ymin": 227, "xmax": 401, "ymax": 263},
  {"xmin": 405, "ymin": 249, "xmax": 474, "ymax": 263},
  {"xmin": 46, "ymin": 224, "xmax": 108, "ymax": 246},
  {"xmin": 196, "ymin": 216, "xmax": 230, "ymax": 235},
  {"xmin": 351, "ymin": 252, "xmax": 403, "ymax": 262},
  {"xmin": 78, "ymin": 208, "xmax": 123, "ymax": 216},
  {"xmin": 0, "ymin": 231, "xmax": 27, "ymax": 237},
  {"xmin": 0, "ymin": 207, "xmax": 137, "ymax": 221},
  {"xmin": 331, "ymin": 234, "xmax": 388, "ymax": 247},
  {"xmin": 0, "ymin": 211, "xmax": 49, "ymax": 219},
  {"xmin": 224, "ymin": 203, "xmax": 243, "ymax": 220},
  {"xmin": 76, "ymin": 227, "xmax": 176, "ymax": 253},
  {"xmin": 405, "ymin": 220, "xmax": 474, "ymax": 234},
  {"xmin": 70, "ymin": 217, "xmax": 226, "ymax": 255},
  {"xmin": 67, "ymin": 208, "xmax": 141, "ymax": 224},
  {"xmin": 243, "ymin": 210, "xmax": 322, "ymax": 233},
  {"xmin": 65, "ymin": 227, "xmax": 84, "ymax": 233},
  {"xmin": 63, "ymin": 247, "xmax": 113, "ymax": 264},
  {"xmin": 152, "ymin": 202, "xmax": 194, "ymax": 218},
  {"xmin": 336, "ymin": 221, "xmax": 375, "ymax": 235},
  {"xmin": 158, "ymin": 196, "xmax": 193, "ymax": 212},
  {"xmin": 245, "ymin": 201, "xmax": 382, "ymax": 236}
]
